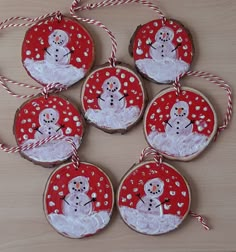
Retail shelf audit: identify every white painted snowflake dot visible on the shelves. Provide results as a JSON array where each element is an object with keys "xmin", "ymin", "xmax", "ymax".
[
  {"xmin": 26, "ymin": 50, "xmax": 31, "ymax": 56},
  {"xmin": 127, "ymin": 194, "xmax": 132, "ymax": 200},
  {"xmin": 49, "ymin": 201, "xmax": 55, "ymax": 207},
  {"xmin": 104, "ymin": 194, "xmax": 108, "ymax": 199},
  {"xmin": 53, "ymin": 186, "xmax": 58, "ymax": 191}
]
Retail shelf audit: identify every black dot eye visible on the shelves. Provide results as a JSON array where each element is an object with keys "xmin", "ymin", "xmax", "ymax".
[
  {"xmin": 80, "ymin": 182, "xmax": 83, "ymax": 184},
  {"xmin": 150, "ymin": 183, "xmax": 152, "ymax": 186},
  {"xmin": 160, "ymin": 32, "xmax": 162, "ymax": 35},
  {"xmin": 182, "ymin": 108, "xmax": 184, "ymax": 110},
  {"xmin": 53, "ymin": 35, "xmax": 56, "ymax": 37},
  {"xmin": 107, "ymin": 82, "xmax": 109, "ymax": 85},
  {"xmin": 113, "ymin": 82, "xmax": 116, "ymax": 84},
  {"xmin": 175, "ymin": 107, "xmax": 178, "ymax": 110},
  {"xmin": 73, "ymin": 182, "xmax": 76, "ymax": 184}
]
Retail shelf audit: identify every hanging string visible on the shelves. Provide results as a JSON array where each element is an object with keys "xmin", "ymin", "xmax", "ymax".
[
  {"xmin": 70, "ymin": 0, "xmax": 166, "ymax": 67},
  {"xmin": 173, "ymin": 70, "xmax": 233, "ymax": 140},
  {"xmin": 189, "ymin": 211, "xmax": 210, "ymax": 231},
  {"xmin": 66, "ymin": 138, "xmax": 80, "ymax": 169},
  {"xmin": 0, "ymin": 11, "xmax": 66, "ymax": 98},
  {"xmin": 0, "ymin": 134, "xmax": 65, "ymax": 153},
  {"xmin": 70, "ymin": 0, "xmax": 117, "ymax": 67},
  {"xmin": 139, "ymin": 146, "xmax": 163, "ymax": 165}
]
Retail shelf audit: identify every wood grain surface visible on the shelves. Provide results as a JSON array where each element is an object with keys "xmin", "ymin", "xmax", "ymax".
[{"xmin": 0, "ymin": 0, "xmax": 235, "ymax": 251}]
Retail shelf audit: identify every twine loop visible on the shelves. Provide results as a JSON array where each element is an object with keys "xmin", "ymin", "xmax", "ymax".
[{"xmin": 139, "ymin": 147, "xmax": 163, "ymax": 165}]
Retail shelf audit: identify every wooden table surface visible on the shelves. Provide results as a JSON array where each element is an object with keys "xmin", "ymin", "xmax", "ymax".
[{"xmin": 0, "ymin": 0, "xmax": 235, "ymax": 251}]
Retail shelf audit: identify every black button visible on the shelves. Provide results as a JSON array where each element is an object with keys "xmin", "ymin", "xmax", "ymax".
[
  {"xmin": 110, "ymin": 103, "xmax": 113, "ymax": 106},
  {"xmin": 148, "ymin": 208, "xmax": 151, "ymax": 211},
  {"xmin": 176, "ymin": 132, "xmax": 179, "ymax": 134},
  {"xmin": 177, "ymin": 122, "xmax": 180, "ymax": 124},
  {"xmin": 55, "ymin": 55, "xmax": 58, "ymax": 57},
  {"xmin": 56, "ymin": 49, "xmax": 59, "ymax": 52},
  {"xmin": 177, "ymin": 127, "xmax": 179, "ymax": 129}
]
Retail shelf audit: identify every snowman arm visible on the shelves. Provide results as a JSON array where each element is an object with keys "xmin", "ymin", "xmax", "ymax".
[
  {"xmin": 135, "ymin": 193, "xmax": 145, "ymax": 204},
  {"xmin": 119, "ymin": 93, "xmax": 128, "ymax": 101},
  {"xmin": 97, "ymin": 94, "xmax": 105, "ymax": 102},
  {"xmin": 61, "ymin": 196, "xmax": 70, "ymax": 206},
  {"xmin": 147, "ymin": 40, "xmax": 157, "ymax": 50},
  {"xmin": 185, "ymin": 120, "xmax": 195, "ymax": 128},
  {"xmin": 155, "ymin": 198, "xmax": 170, "ymax": 208},
  {"xmin": 63, "ymin": 49, "xmax": 74, "ymax": 57},
  {"xmin": 33, "ymin": 126, "xmax": 43, "ymax": 134},
  {"xmin": 164, "ymin": 120, "xmax": 172, "ymax": 128},
  {"xmin": 44, "ymin": 47, "xmax": 51, "ymax": 56},
  {"xmin": 56, "ymin": 124, "xmax": 65, "ymax": 132},
  {"xmin": 171, "ymin": 43, "xmax": 182, "ymax": 52},
  {"xmin": 84, "ymin": 197, "xmax": 96, "ymax": 206}
]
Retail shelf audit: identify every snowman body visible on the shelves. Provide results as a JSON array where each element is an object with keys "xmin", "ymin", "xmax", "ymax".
[
  {"xmin": 63, "ymin": 193, "xmax": 92, "ymax": 216},
  {"xmin": 136, "ymin": 178, "xmax": 164, "ymax": 216},
  {"xmin": 34, "ymin": 108, "xmax": 63, "ymax": 140},
  {"xmin": 136, "ymin": 196, "xmax": 162, "ymax": 215},
  {"xmin": 62, "ymin": 176, "xmax": 92, "ymax": 216},
  {"xmin": 150, "ymin": 27, "xmax": 177, "ymax": 61},
  {"xmin": 98, "ymin": 76, "xmax": 126, "ymax": 112},
  {"xmin": 45, "ymin": 29, "xmax": 71, "ymax": 65},
  {"xmin": 165, "ymin": 101, "xmax": 193, "ymax": 137}
]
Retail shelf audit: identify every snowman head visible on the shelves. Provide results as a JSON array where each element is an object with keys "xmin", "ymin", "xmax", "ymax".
[
  {"xmin": 155, "ymin": 27, "xmax": 175, "ymax": 42},
  {"xmin": 102, "ymin": 76, "xmax": 121, "ymax": 93},
  {"xmin": 39, "ymin": 108, "xmax": 60, "ymax": 125},
  {"xmin": 170, "ymin": 101, "xmax": 189, "ymax": 118},
  {"xmin": 48, "ymin": 29, "xmax": 69, "ymax": 46},
  {"xmin": 144, "ymin": 178, "xmax": 164, "ymax": 197},
  {"xmin": 68, "ymin": 176, "xmax": 89, "ymax": 193}
]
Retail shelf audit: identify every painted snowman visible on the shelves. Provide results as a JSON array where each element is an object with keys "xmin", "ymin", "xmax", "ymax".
[
  {"xmin": 44, "ymin": 29, "xmax": 72, "ymax": 65},
  {"xmin": 165, "ymin": 101, "xmax": 194, "ymax": 136},
  {"xmin": 34, "ymin": 108, "xmax": 64, "ymax": 140},
  {"xmin": 62, "ymin": 176, "xmax": 94, "ymax": 216},
  {"xmin": 136, "ymin": 178, "xmax": 164, "ymax": 215},
  {"xmin": 97, "ymin": 76, "xmax": 128, "ymax": 112},
  {"xmin": 149, "ymin": 27, "xmax": 178, "ymax": 61}
]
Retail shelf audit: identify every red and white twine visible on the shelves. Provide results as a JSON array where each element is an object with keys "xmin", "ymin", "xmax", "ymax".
[
  {"xmin": 139, "ymin": 146, "xmax": 163, "ymax": 165},
  {"xmin": 174, "ymin": 71, "xmax": 233, "ymax": 139},
  {"xmin": 70, "ymin": 0, "xmax": 166, "ymax": 67},
  {"xmin": 190, "ymin": 211, "xmax": 210, "ymax": 231},
  {"xmin": 66, "ymin": 138, "xmax": 80, "ymax": 170}
]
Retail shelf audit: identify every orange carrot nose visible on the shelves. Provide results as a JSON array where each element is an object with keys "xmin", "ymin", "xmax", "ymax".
[
  {"xmin": 152, "ymin": 185, "xmax": 157, "ymax": 192},
  {"xmin": 55, "ymin": 36, "xmax": 60, "ymax": 42},
  {"xmin": 46, "ymin": 113, "xmax": 50, "ymax": 120},
  {"xmin": 76, "ymin": 183, "xmax": 80, "ymax": 189},
  {"xmin": 177, "ymin": 108, "xmax": 182, "ymax": 115},
  {"xmin": 109, "ymin": 84, "xmax": 113, "ymax": 89},
  {"xmin": 163, "ymin": 33, "xmax": 166, "ymax": 38}
]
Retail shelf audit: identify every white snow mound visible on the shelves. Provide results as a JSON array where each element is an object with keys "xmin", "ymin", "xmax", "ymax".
[
  {"xmin": 22, "ymin": 136, "xmax": 80, "ymax": 162},
  {"xmin": 147, "ymin": 130, "xmax": 209, "ymax": 157},
  {"xmin": 85, "ymin": 106, "xmax": 141, "ymax": 130},
  {"xmin": 120, "ymin": 206, "xmax": 182, "ymax": 235},
  {"xmin": 48, "ymin": 211, "xmax": 110, "ymax": 238},
  {"xmin": 136, "ymin": 57, "xmax": 189, "ymax": 83},
  {"xmin": 24, "ymin": 58, "xmax": 85, "ymax": 86}
]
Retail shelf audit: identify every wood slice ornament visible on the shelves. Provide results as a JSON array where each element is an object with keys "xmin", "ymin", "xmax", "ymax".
[
  {"xmin": 22, "ymin": 15, "xmax": 95, "ymax": 87},
  {"xmin": 70, "ymin": 1, "xmax": 147, "ymax": 133},
  {"xmin": 117, "ymin": 159, "xmax": 191, "ymax": 235},
  {"xmin": 130, "ymin": 19, "xmax": 194, "ymax": 84},
  {"xmin": 144, "ymin": 87, "xmax": 217, "ymax": 161},
  {"xmin": 81, "ymin": 63, "xmax": 146, "ymax": 133},
  {"xmin": 44, "ymin": 162, "xmax": 114, "ymax": 238},
  {"xmin": 14, "ymin": 94, "xmax": 84, "ymax": 167}
]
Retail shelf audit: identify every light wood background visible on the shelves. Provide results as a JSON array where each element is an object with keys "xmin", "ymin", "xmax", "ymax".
[{"xmin": 0, "ymin": 0, "xmax": 235, "ymax": 251}]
